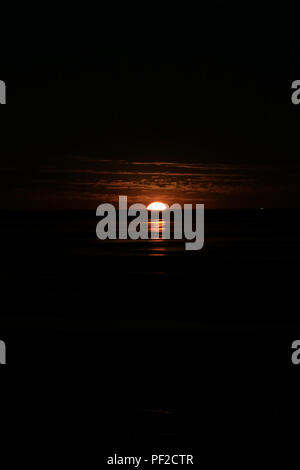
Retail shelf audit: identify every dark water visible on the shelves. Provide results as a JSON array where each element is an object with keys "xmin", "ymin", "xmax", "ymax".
[
  {"xmin": 1, "ymin": 210, "xmax": 300, "ymax": 456},
  {"xmin": 1, "ymin": 209, "xmax": 300, "ymax": 297}
]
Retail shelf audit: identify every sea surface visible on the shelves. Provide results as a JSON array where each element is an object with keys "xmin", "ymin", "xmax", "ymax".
[
  {"xmin": 0, "ymin": 209, "xmax": 300, "ymax": 453},
  {"xmin": 1, "ymin": 209, "xmax": 300, "ymax": 297}
]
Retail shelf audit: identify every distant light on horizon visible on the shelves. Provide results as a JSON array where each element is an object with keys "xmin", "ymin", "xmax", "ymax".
[{"xmin": 147, "ymin": 202, "xmax": 167, "ymax": 211}]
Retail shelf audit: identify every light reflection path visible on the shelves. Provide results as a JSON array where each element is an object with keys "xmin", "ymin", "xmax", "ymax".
[{"xmin": 148, "ymin": 218, "xmax": 168, "ymax": 240}]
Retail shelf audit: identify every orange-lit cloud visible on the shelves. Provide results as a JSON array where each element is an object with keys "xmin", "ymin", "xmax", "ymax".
[{"xmin": 2, "ymin": 157, "xmax": 300, "ymax": 209}]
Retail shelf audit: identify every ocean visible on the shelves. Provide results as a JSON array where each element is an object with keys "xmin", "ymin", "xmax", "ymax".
[
  {"xmin": 0, "ymin": 209, "xmax": 300, "ymax": 453},
  {"xmin": 1, "ymin": 209, "xmax": 299, "ymax": 298}
]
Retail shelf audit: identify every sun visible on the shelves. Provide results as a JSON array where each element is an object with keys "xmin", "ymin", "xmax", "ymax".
[{"xmin": 147, "ymin": 202, "xmax": 167, "ymax": 211}]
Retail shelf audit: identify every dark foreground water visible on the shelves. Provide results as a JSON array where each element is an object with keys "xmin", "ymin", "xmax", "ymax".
[
  {"xmin": 0, "ymin": 210, "xmax": 300, "ymax": 459},
  {"xmin": 1, "ymin": 209, "xmax": 299, "ymax": 297}
]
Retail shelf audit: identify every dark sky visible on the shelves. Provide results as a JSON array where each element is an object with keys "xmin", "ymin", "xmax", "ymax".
[{"xmin": 1, "ymin": 4, "xmax": 300, "ymax": 208}]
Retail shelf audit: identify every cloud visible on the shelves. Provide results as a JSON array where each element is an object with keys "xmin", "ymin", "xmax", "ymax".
[{"xmin": 2, "ymin": 157, "xmax": 300, "ymax": 208}]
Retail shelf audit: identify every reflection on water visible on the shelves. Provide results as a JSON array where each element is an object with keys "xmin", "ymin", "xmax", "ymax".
[
  {"xmin": 143, "ymin": 218, "xmax": 168, "ymax": 256},
  {"xmin": 3, "ymin": 209, "xmax": 294, "ymax": 263},
  {"xmin": 148, "ymin": 217, "xmax": 169, "ymax": 240},
  {"xmin": 105, "ymin": 217, "xmax": 183, "ymax": 257}
]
